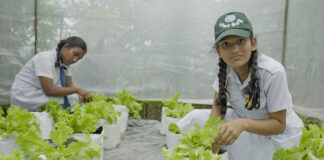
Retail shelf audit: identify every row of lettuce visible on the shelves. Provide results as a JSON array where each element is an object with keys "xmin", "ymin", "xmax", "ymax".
[
  {"xmin": 164, "ymin": 117, "xmax": 324, "ymax": 160},
  {"xmin": 1, "ymin": 89, "xmax": 323, "ymax": 160},
  {"xmin": 160, "ymin": 92, "xmax": 324, "ymax": 160},
  {"xmin": 0, "ymin": 89, "xmax": 142, "ymax": 159}
]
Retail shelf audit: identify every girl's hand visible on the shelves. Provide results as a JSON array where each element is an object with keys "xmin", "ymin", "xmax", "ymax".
[
  {"xmin": 212, "ymin": 143, "xmax": 220, "ymax": 154},
  {"xmin": 77, "ymin": 88, "xmax": 92, "ymax": 102},
  {"xmin": 213, "ymin": 119, "xmax": 245, "ymax": 146}
]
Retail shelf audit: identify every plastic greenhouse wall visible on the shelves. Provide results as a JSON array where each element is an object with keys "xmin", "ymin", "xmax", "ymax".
[
  {"xmin": 285, "ymin": 0, "xmax": 324, "ymax": 121},
  {"xmin": 0, "ymin": 0, "xmax": 35, "ymax": 103},
  {"xmin": 0, "ymin": 0, "xmax": 323, "ymax": 121}
]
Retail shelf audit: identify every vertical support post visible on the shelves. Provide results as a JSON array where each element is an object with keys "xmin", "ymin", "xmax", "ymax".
[
  {"xmin": 282, "ymin": 0, "xmax": 289, "ymax": 66},
  {"xmin": 34, "ymin": 0, "xmax": 38, "ymax": 54}
]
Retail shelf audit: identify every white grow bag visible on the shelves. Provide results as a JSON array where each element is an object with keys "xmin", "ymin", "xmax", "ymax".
[
  {"xmin": 165, "ymin": 116, "xmax": 181, "ymax": 148},
  {"xmin": 160, "ymin": 107, "xmax": 181, "ymax": 135},
  {"xmin": 166, "ymin": 131, "xmax": 183, "ymax": 149},
  {"xmin": 31, "ymin": 112, "xmax": 55, "ymax": 140},
  {"xmin": 97, "ymin": 119, "xmax": 120, "ymax": 150},
  {"xmin": 72, "ymin": 128, "xmax": 105, "ymax": 160},
  {"xmin": 160, "ymin": 107, "xmax": 167, "ymax": 135},
  {"xmin": 0, "ymin": 135, "xmax": 20, "ymax": 155},
  {"xmin": 113, "ymin": 104, "xmax": 129, "ymax": 133}
]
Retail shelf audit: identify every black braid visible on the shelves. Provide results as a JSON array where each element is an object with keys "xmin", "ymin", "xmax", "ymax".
[
  {"xmin": 54, "ymin": 36, "xmax": 87, "ymax": 68},
  {"xmin": 216, "ymin": 58, "xmax": 228, "ymax": 115},
  {"xmin": 55, "ymin": 40, "xmax": 66, "ymax": 68},
  {"xmin": 244, "ymin": 49, "xmax": 260, "ymax": 110}
]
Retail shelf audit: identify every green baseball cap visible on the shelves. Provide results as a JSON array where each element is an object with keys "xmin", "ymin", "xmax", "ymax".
[{"xmin": 214, "ymin": 12, "xmax": 253, "ymax": 44}]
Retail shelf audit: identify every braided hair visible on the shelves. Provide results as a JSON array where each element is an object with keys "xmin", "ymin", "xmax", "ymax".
[
  {"xmin": 244, "ymin": 49, "xmax": 260, "ymax": 110},
  {"xmin": 55, "ymin": 36, "xmax": 87, "ymax": 68},
  {"xmin": 216, "ymin": 58, "xmax": 228, "ymax": 115},
  {"xmin": 215, "ymin": 35, "xmax": 260, "ymax": 115}
]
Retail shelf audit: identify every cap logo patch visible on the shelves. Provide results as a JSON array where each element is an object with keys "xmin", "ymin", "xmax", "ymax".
[
  {"xmin": 224, "ymin": 15, "xmax": 236, "ymax": 23},
  {"xmin": 219, "ymin": 18, "xmax": 244, "ymax": 28}
]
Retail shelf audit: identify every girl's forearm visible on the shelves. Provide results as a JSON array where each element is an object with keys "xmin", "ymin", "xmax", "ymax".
[
  {"xmin": 240, "ymin": 118, "xmax": 286, "ymax": 135},
  {"xmin": 43, "ymin": 86, "xmax": 79, "ymax": 97}
]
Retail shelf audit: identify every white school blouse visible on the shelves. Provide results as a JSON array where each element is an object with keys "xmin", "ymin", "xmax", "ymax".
[
  {"xmin": 212, "ymin": 53, "xmax": 303, "ymax": 146},
  {"xmin": 10, "ymin": 49, "xmax": 74, "ymax": 111}
]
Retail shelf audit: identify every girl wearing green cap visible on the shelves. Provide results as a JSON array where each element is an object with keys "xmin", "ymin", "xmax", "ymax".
[{"xmin": 176, "ymin": 12, "xmax": 303, "ymax": 160}]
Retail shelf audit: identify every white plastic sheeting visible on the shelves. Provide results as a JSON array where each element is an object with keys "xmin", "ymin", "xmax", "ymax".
[
  {"xmin": 284, "ymin": 0, "xmax": 324, "ymax": 121},
  {"xmin": 1, "ymin": 0, "xmax": 324, "ymax": 120},
  {"xmin": 0, "ymin": 0, "xmax": 35, "ymax": 103},
  {"xmin": 35, "ymin": 0, "xmax": 285, "ymax": 101},
  {"xmin": 104, "ymin": 119, "xmax": 166, "ymax": 160}
]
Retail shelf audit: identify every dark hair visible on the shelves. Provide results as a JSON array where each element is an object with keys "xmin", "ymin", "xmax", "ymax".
[
  {"xmin": 215, "ymin": 34, "xmax": 260, "ymax": 115},
  {"xmin": 55, "ymin": 36, "xmax": 87, "ymax": 68}
]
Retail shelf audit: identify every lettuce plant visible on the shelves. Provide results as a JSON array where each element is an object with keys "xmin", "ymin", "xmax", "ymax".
[
  {"xmin": 15, "ymin": 121, "xmax": 101, "ymax": 160},
  {"xmin": 273, "ymin": 124, "xmax": 324, "ymax": 160},
  {"xmin": 113, "ymin": 89, "xmax": 142, "ymax": 119},
  {"xmin": 0, "ymin": 105, "xmax": 41, "ymax": 138},
  {"xmin": 162, "ymin": 117, "xmax": 225, "ymax": 160},
  {"xmin": 162, "ymin": 92, "xmax": 194, "ymax": 119}
]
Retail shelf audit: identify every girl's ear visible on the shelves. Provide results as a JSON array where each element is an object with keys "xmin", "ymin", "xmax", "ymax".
[
  {"xmin": 251, "ymin": 37, "xmax": 257, "ymax": 51},
  {"xmin": 62, "ymin": 43, "xmax": 69, "ymax": 50},
  {"xmin": 215, "ymin": 44, "xmax": 221, "ymax": 57},
  {"xmin": 61, "ymin": 44, "xmax": 69, "ymax": 54}
]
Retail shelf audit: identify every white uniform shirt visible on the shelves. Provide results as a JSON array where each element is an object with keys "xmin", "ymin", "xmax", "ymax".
[
  {"xmin": 212, "ymin": 53, "xmax": 303, "ymax": 143},
  {"xmin": 10, "ymin": 49, "xmax": 73, "ymax": 111}
]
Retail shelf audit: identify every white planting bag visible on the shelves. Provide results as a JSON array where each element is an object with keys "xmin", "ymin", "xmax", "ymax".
[
  {"xmin": 97, "ymin": 119, "xmax": 120, "ymax": 149},
  {"xmin": 160, "ymin": 107, "xmax": 167, "ymax": 135},
  {"xmin": 72, "ymin": 128, "xmax": 104, "ymax": 160},
  {"xmin": 221, "ymin": 151, "xmax": 229, "ymax": 160},
  {"xmin": 165, "ymin": 116, "xmax": 180, "ymax": 148},
  {"xmin": 166, "ymin": 131, "xmax": 183, "ymax": 149},
  {"xmin": 161, "ymin": 107, "xmax": 180, "ymax": 135},
  {"xmin": 31, "ymin": 112, "xmax": 55, "ymax": 140},
  {"xmin": 0, "ymin": 135, "xmax": 20, "ymax": 154},
  {"xmin": 113, "ymin": 104, "xmax": 129, "ymax": 133}
]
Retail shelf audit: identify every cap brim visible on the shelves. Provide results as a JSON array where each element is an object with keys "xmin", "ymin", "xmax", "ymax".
[{"xmin": 215, "ymin": 29, "xmax": 251, "ymax": 44}]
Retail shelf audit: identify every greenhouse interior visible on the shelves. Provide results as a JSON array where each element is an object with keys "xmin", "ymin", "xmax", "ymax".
[{"xmin": 1, "ymin": 0, "xmax": 324, "ymax": 159}]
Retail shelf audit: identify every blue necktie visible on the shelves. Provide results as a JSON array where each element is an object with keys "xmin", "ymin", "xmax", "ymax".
[{"xmin": 60, "ymin": 66, "xmax": 71, "ymax": 109}]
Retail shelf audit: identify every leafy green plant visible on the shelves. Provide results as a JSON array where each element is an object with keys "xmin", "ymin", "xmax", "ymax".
[
  {"xmin": 162, "ymin": 92, "xmax": 194, "ymax": 119},
  {"xmin": 92, "ymin": 92, "xmax": 108, "ymax": 102},
  {"xmin": 46, "ymin": 96, "xmax": 121, "ymax": 133},
  {"xmin": 273, "ymin": 124, "xmax": 324, "ymax": 160},
  {"xmin": 0, "ymin": 105, "xmax": 41, "ymax": 138},
  {"xmin": 299, "ymin": 114, "xmax": 321, "ymax": 130},
  {"xmin": 15, "ymin": 121, "xmax": 101, "ymax": 160},
  {"xmin": 113, "ymin": 89, "xmax": 142, "ymax": 120},
  {"xmin": 168, "ymin": 122, "xmax": 181, "ymax": 134},
  {"xmin": 0, "ymin": 109, "xmax": 102, "ymax": 160},
  {"xmin": 45, "ymin": 100, "xmax": 97, "ymax": 134},
  {"xmin": 162, "ymin": 117, "xmax": 225, "ymax": 160},
  {"xmin": 83, "ymin": 96, "xmax": 121, "ymax": 124}
]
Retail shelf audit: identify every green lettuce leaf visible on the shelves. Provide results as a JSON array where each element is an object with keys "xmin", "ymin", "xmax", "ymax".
[
  {"xmin": 168, "ymin": 122, "xmax": 181, "ymax": 134},
  {"xmin": 113, "ymin": 89, "xmax": 142, "ymax": 119},
  {"xmin": 162, "ymin": 92, "xmax": 194, "ymax": 119},
  {"xmin": 162, "ymin": 117, "xmax": 225, "ymax": 160},
  {"xmin": 273, "ymin": 124, "xmax": 324, "ymax": 160}
]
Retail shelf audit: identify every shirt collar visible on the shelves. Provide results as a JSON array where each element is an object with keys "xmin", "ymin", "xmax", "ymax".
[{"xmin": 228, "ymin": 66, "xmax": 251, "ymax": 90}]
